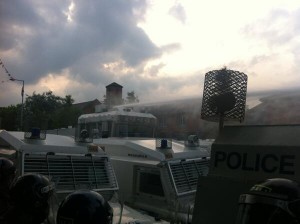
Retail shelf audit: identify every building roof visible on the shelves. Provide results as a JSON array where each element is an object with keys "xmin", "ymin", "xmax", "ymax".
[
  {"xmin": 106, "ymin": 82, "xmax": 123, "ymax": 88},
  {"xmin": 72, "ymin": 99, "xmax": 100, "ymax": 111},
  {"xmin": 245, "ymin": 89, "xmax": 300, "ymax": 125},
  {"xmin": 78, "ymin": 108, "xmax": 157, "ymax": 123},
  {"xmin": 114, "ymin": 97, "xmax": 202, "ymax": 114}
]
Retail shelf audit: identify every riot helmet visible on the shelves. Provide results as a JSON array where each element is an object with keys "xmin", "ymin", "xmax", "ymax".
[
  {"xmin": 80, "ymin": 129, "xmax": 89, "ymax": 139},
  {"xmin": 0, "ymin": 158, "xmax": 16, "ymax": 224},
  {"xmin": 8, "ymin": 173, "xmax": 54, "ymax": 224},
  {"xmin": 235, "ymin": 178, "xmax": 300, "ymax": 224},
  {"xmin": 0, "ymin": 157, "xmax": 16, "ymax": 191},
  {"xmin": 56, "ymin": 190, "xmax": 113, "ymax": 224}
]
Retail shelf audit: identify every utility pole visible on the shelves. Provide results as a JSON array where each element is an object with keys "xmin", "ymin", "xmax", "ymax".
[{"xmin": 10, "ymin": 78, "xmax": 24, "ymax": 131}]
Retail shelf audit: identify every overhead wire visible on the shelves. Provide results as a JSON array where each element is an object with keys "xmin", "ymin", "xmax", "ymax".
[{"xmin": 0, "ymin": 58, "xmax": 15, "ymax": 84}]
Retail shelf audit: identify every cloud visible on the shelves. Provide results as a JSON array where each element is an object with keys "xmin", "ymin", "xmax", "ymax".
[
  {"xmin": 146, "ymin": 63, "xmax": 166, "ymax": 77},
  {"xmin": 1, "ymin": 1, "xmax": 300, "ymax": 107},
  {"xmin": 238, "ymin": 7, "xmax": 300, "ymax": 91},
  {"xmin": 168, "ymin": 2, "xmax": 186, "ymax": 24},
  {"xmin": 160, "ymin": 43, "xmax": 181, "ymax": 53},
  {"xmin": 96, "ymin": 65, "xmax": 206, "ymax": 104},
  {"xmin": 242, "ymin": 8, "xmax": 300, "ymax": 47},
  {"xmin": 0, "ymin": 0, "xmax": 161, "ymax": 85}
]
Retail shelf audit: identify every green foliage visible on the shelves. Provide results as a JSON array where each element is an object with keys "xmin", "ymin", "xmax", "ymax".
[
  {"xmin": 64, "ymin": 94, "xmax": 74, "ymax": 105},
  {"xmin": 0, "ymin": 105, "xmax": 19, "ymax": 130},
  {"xmin": 52, "ymin": 103, "xmax": 81, "ymax": 129},
  {"xmin": 126, "ymin": 91, "xmax": 139, "ymax": 104},
  {"xmin": 1, "ymin": 89, "xmax": 140, "ymax": 131},
  {"xmin": 23, "ymin": 91, "xmax": 79, "ymax": 130}
]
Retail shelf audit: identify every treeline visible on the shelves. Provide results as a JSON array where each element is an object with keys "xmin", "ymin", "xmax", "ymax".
[
  {"xmin": 1, "ymin": 90, "xmax": 140, "ymax": 131},
  {"xmin": 0, "ymin": 91, "xmax": 81, "ymax": 131}
]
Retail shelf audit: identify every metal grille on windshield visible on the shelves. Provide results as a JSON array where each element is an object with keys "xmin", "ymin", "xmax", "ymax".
[
  {"xmin": 23, "ymin": 153, "xmax": 118, "ymax": 193},
  {"xmin": 167, "ymin": 158, "xmax": 210, "ymax": 196}
]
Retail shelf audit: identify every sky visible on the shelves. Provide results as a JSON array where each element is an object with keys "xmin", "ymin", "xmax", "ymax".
[{"xmin": 0, "ymin": 0, "xmax": 300, "ymax": 107}]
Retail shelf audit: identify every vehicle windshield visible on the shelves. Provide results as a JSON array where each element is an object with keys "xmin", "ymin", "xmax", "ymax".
[{"xmin": 76, "ymin": 112, "xmax": 157, "ymax": 141}]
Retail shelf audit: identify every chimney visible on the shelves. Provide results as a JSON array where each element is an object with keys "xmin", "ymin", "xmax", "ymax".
[{"xmin": 106, "ymin": 82, "xmax": 123, "ymax": 108}]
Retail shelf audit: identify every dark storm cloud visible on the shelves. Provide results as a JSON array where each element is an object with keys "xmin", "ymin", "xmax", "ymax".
[
  {"xmin": 74, "ymin": 0, "xmax": 161, "ymax": 66},
  {"xmin": 0, "ymin": 1, "xmax": 41, "ymax": 51},
  {"xmin": 0, "ymin": 0, "xmax": 162, "ymax": 85}
]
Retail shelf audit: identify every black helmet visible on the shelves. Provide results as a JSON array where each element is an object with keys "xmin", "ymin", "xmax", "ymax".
[
  {"xmin": 8, "ymin": 173, "xmax": 54, "ymax": 224},
  {"xmin": 236, "ymin": 178, "xmax": 300, "ymax": 224},
  {"xmin": 57, "ymin": 190, "xmax": 113, "ymax": 224},
  {"xmin": 0, "ymin": 157, "xmax": 16, "ymax": 190},
  {"xmin": 80, "ymin": 129, "xmax": 89, "ymax": 139}
]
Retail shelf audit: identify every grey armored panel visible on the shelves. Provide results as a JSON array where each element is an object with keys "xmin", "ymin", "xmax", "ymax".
[
  {"xmin": 192, "ymin": 176, "xmax": 256, "ymax": 224},
  {"xmin": 209, "ymin": 125, "xmax": 300, "ymax": 182},
  {"xmin": 167, "ymin": 158, "xmax": 210, "ymax": 196},
  {"xmin": 192, "ymin": 125, "xmax": 300, "ymax": 224},
  {"xmin": 214, "ymin": 125, "xmax": 300, "ymax": 146},
  {"xmin": 23, "ymin": 153, "xmax": 118, "ymax": 200}
]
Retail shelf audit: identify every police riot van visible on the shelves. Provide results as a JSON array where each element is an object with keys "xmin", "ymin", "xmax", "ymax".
[
  {"xmin": 192, "ymin": 125, "xmax": 300, "ymax": 224},
  {"xmin": 0, "ymin": 128, "xmax": 168, "ymax": 224},
  {"xmin": 76, "ymin": 107, "xmax": 213, "ymax": 223}
]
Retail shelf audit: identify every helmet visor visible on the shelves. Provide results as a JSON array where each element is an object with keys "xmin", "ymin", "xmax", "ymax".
[
  {"xmin": 235, "ymin": 203, "xmax": 281, "ymax": 224},
  {"xmin": 236, "ymin": 194, "xmax": 295, "ymax": 224}
]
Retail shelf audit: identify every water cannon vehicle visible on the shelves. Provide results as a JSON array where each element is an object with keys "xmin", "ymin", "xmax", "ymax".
[
  {"xmin": 76, "ymin": 107, "xmax": 213, "ymax": 223},
  {"xmin": 0, "ymin": 128, "xmax": 168, "ymax": 224},
  {"xmin": 192, "ymin": 124, "xmax": 300, "ymax": 224}
]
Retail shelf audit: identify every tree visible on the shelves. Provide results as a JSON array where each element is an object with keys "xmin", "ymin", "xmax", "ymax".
[
  {"xmin": 0, "ymin": 105, "xmax": 19, "ymax": 130},
  {"xmin": 53, "ymin": 97, "xmax": 81, "ymax": 129},
  {"xmin": 64, "ymin": 94, "xmax": 74, "ymax": 106},
  {"xmin": 24, "ymin": 91, "xmax": 79, "ymax": 130},
  {"xmin": 126, "ymin": 91, "xmax": 139, "ymax": 104}
]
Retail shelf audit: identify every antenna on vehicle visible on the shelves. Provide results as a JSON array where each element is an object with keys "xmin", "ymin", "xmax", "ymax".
[{"xmin": 201, "ymin": 67, "xmax": 248, "ymax": 132}]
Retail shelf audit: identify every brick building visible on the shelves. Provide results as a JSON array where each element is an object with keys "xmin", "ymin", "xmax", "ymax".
[
  {"xmin": 72, "ymin": 99, "xmax": 101, "ymax": 114},
  {"xmin": 105, "ymin": 82, "xmax": 123, "ymax": 109}
]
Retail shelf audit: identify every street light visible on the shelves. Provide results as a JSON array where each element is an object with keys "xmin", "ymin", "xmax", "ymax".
[{"xmin": 10, "ymin": 77, "xmax": 24, "ymax": 131}]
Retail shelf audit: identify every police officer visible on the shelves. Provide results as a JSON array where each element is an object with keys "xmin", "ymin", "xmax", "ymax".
[
  {"xmin": 6, "ymin": 173, "xmax": 54, "ymax": 224},
  {"xmin": 0, "ymin": 157, "xmax": 16, "ymax": 222},
  {"xmin": 56, "ymin": 190, "xmax": 113, "ymax": 224},
  {"xmin": 235, "ymin": 178, "xmax": 300, "ymax": 224}
]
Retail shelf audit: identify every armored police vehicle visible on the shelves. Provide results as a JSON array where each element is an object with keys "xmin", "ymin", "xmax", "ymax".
[
  {"xmin": 76, "ymin": 107, "xmax": 213, "ymax": 223},
  {"xmin": 0, "ymin": 128, "xmax": 168, "ymax": 224},
  {"xmin": 192, "ymin": 125, "xmax": 300, "ymax": 224}
]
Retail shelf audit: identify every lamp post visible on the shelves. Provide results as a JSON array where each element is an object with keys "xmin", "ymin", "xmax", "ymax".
[{"xmin": 10, "ymin": 78, "xmax": 24, "ymax": 131}]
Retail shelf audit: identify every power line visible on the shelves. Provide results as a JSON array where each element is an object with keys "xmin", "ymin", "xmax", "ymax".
[
  {"xmin": 0, "ymin": 58, "xmax": 15, "ymax": 79},
  {"xmin": 0, "ymin": 58, "xmax": 15, "ymax": 84},
  {"xmin": 0, "ymin": 58, "xmax": 25, "ymax": 130}
]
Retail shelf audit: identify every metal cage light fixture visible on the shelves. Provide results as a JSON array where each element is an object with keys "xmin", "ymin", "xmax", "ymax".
[{"xmin": 201, "ymin": 67, "xmax": 248, "ymax": 131}]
